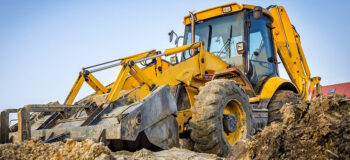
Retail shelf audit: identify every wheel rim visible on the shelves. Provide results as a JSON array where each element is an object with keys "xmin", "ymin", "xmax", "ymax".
[{"xmin": 223, "ymin": 99, "xmax": 247, "ymax": 145}]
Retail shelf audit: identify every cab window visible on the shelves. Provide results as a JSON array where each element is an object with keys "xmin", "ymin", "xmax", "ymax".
[{"xmin": 249, "ymin": 14, "xmax": 276, "ymax": 88}]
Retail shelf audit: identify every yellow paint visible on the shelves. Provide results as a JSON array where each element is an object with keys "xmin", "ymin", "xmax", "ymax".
[
  {"xmin": 86, "ymin": 73, "xmax": 108, "ymax": 94},
  {"xmin": 129, "ymin": 64, "xmax": 155, "ymax": 88},
  {"xmin": 120, "ymin": 50, "xmax": 157, "ymax": 62},
  {"xmin": 156, "ymin": 50, "xmax": 228, "ymax": 87},
  {"xmin": 121, "ymin": 60, "xmax": 172, "ymax": 90},
  {"xmin": 64, "ymin": 71, "xmax": 85, "ymax": 105},
  {"xmin": 249, "ymin": 97, "xmax": 260, "ymax": 103},
  {"xmin": 259, "ymin": 77, "xmax": 294, "ymax": 100},
  {"xmin": 269, "ymin": 6, "xmax": 320, "ymax": 100},
  {"xmin": 183, "ymin": 3, "xmax": 271, "ymax": 25},
  {"xmin": 125, "ymin": 84, "xmax": 151, "ymax": 102},
  {"xmin": 185, "ymin": 87, "xmax": 198, "ymax": 107},
  {"xmin": 156, "ymin": 56, "xmax": 162, "ymax": 76},
  {"xmin": 223, "ymin": 99, "xmax": 246, "ymax": 145},
  {"xmin": 164, "ymin": 42, "xmax": 201, "ymax": 56},
  {"xmin": 107, "ymin": 65, "xmax": 131, "ymax": 102},
  {"xmin": 310, "ymin": 77, "xmax": 322, "ymax": 98},
  {"xmin": 176, "ymin": 109, "xmax": 192, "ymax": 133}
]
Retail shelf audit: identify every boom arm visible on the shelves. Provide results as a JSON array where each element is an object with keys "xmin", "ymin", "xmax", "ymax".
[
  {"xmin": 64, "ymin": 42, "xmax": 203, "ymax": 105},
  {"xmin": 269, "ymin": 6, "xmax": 321, "ymax": 100}
]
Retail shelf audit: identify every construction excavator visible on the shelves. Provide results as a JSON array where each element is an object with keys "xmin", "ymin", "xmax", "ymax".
[{"xmin": 0, "ymin": 2, "xmax": 321, "ymax": 157}]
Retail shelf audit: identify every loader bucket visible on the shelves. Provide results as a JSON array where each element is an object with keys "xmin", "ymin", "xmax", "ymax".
[{"xmin": 0, "ymin": 85, "xmax": 179, "ymax": 150}]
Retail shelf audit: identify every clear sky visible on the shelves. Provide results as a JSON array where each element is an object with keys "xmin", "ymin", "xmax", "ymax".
[{"xmin": 1, "ymin": 0, "xmax": 350, "ymax": 111}]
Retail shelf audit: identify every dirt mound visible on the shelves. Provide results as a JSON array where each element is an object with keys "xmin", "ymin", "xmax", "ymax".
[
  {"xmin": 248, "ymin": 95, "xmax": 350, "ymax": 159},
  {"xmin": 0, "ymin": 139, "xmax": 221, "ymax": 160},
  {"xmin": 113, "ymin": 148, "xmax": 222, "ymax": 160},
  {"xmin": 0, "ymin": 139, "xmax": 111, "ymax": 160}
]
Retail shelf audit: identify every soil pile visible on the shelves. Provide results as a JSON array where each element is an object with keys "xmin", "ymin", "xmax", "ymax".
[
  {"xmin": 0, "ymin": 139, "xmax": 221, "ymax": 160},
  {"xmin": 248, "ymin": 95, "xmax": 350, "ymax": 159},
  {"xmin": 113, "ymin": 148, "xmax": 221, "ymax": 160},
  {"xmin": 0, "ymin": 139, "xmax": 111, "ymax": 160}
]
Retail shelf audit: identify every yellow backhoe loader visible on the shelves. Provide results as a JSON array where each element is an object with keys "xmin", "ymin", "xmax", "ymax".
[{"xmin": 0, "ymin": 2, "xmax": 321, "ymax": 157}]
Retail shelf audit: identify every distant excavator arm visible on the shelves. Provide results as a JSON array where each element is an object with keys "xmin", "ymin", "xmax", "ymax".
[{"xmin": 269, "ymin": 6, "xmax": 321, "ymax": 100}]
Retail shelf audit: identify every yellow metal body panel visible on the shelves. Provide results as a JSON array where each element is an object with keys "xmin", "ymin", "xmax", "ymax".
[
  {"xmin": 259, "ymin": 77, "xmax": 294, "ymax": 100},
  {"xmin": 64, "ymin": 71, "xmax": 85, "ymax": 105},
  {"xmin": 120, "ymin": 50, "xmax": 157, "ymax": 62},
  {"xmin": 185, "ymin": 87, "xmax": 198, "ymax": 107},
  {"xmin": 176, "ymin": 109, "xmax": 192, "ymax": 133},
  {"xmin": 156, "ymin": 51, "xmax": 227, "ymax": 86},
  {"xmin": 183, "ymin": 3, "xmax": 271, "ymax": 25},
  {"xmin": 121, "ymin": 60, "xmax": 172, "ymax": 90},
  {"xmin": 86, "ymin": 73, "xmax": 108, "ymax": 94},
  {"xmin": 310, "ymin": 77, "xmax": 322, "ymax": 98},
  {"xmin": 129, "ymin": 64, "xmax": 155, "ymax": 88},
  {"xmin": 107, "ymin": 65, "xmax": 131, "ymax": 102},
  {"xmin": 126, "ymin": 84, "xmax": 151, "ymax": 102},
  {"xmin": 164, "ymin": 43, "xmax": 201, "ymax": 56}
]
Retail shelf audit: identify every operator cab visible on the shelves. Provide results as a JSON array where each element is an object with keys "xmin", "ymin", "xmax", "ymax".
[{"xmin": 182, "ymin": 4, "xmax": 277, "ymax": 91}]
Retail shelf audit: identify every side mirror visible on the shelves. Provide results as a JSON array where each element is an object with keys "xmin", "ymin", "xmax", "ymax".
[
  {"xmin": 168, "ymin": 30, "xmax": 184, "ymax": 47},
  {"xmin": 175, "ymin": 36, "xmax": 184, "ymax": 47},
  {"xmin": 170, "ymin": 56, "xmax": 178, "ymax": 64},
  {"xmin": 253, "ymin": 6, "xmax": 263, "ymax": 19},
  {"xmin": 168, "ymin": 30, "xmax": 174, "ymax": 42}
]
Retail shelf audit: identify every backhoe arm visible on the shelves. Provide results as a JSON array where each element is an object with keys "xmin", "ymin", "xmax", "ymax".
[{"xmin": 269, "ymin": 6, "xmax": 321, "ymax": 100}]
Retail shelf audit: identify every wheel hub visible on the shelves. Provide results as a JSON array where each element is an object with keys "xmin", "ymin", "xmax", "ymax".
[{"xmin": 223, "ymin": 114, "xmax": 237, "ymax": 133}]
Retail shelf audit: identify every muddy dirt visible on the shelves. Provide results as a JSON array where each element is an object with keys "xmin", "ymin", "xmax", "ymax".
[
  {"xmin": 0, "ymin": 139, "xmax": 111, "ymax": 160},
  {"xmin": 1, "ymin": 95, "xmax": 349, "ymax": 159},
  {"xmin": 248, "ymin": 95, "xmax": 350, "ymax": 159},
  {"xmin": 112, "ymin": 148, "xmax": 222, "ymax": 160},
  {"xmin": 0, "ymin": 139, "xmax": 221, "ymax": 160}
]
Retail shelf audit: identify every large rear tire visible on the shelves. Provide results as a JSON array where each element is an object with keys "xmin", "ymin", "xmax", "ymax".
[
  {"xmin": 267, "ymin": 90, "xmax": 298, "ymax": 124},
  {"xmin": 190, "ymin": 79, "xmax": 253, "ymax": 157}
]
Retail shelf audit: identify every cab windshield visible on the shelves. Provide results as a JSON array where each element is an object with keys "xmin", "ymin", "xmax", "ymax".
[{"xmin": 183, "ymin": 12, "xmax": 245, "ymax": 71}]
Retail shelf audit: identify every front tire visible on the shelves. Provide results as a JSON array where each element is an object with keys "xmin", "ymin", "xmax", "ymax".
[
  {"xmin": 190, "ymin": 79, "xmax": 253, "ymax": 157},
  {"xmin": 267, "ymin": 90, "xmax": 298, "ymax": 124}
]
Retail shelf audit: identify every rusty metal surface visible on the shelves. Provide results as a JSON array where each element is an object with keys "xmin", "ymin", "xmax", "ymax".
[
  {"xmin": 23, "ymin": 104, "xmax": 89, "ymax": 112},
  {"xmin": 0, "ymin": 110, "xmax": 10, "ymax": 143},
  {"xmin": 43, "ymin": 132, "xmax": 70, "ymax": 143},
  {"xmin": 0, "ymin": 109, "xmax": 19, "ymax": 143},
  {"xmin": 17, "ymin": 107, "xmax": 31, "ymax": 142},
  {"xmin": 120, "ymin": 85, "xmax": 178, "ymax": 141},
  {"xmin": 80, "ymin": 104, "xmax": 105, "ymax": 126},
  {"xmin": 32, "ymin": 124, "xmax": 122, "ymax": 142},
  {"xmin": 144, "ymin": 116, "xmax": 179, "ymax": 149},
  {"xmin": 6, "ymin": 85, "xmax": 179, "ymax": 151},
  {"xmin": 36, "ymin": 112, "xmax": 61, "ymax": 130}
]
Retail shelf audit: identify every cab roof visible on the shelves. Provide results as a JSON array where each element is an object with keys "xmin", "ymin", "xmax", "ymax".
[{"xmin": 183, "ymin": 2, "xmax": 271, "ymax": 25}]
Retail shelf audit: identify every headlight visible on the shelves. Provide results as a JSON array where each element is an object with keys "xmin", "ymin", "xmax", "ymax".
[{"xmin": 222, "ymin": 6, "xmax": 232, "ymax": 13}]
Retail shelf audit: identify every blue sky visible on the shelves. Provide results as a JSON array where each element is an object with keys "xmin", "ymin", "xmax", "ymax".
[{"xmin": 1, "ymin": 0, "xmax": 350, "ymax": 111}]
